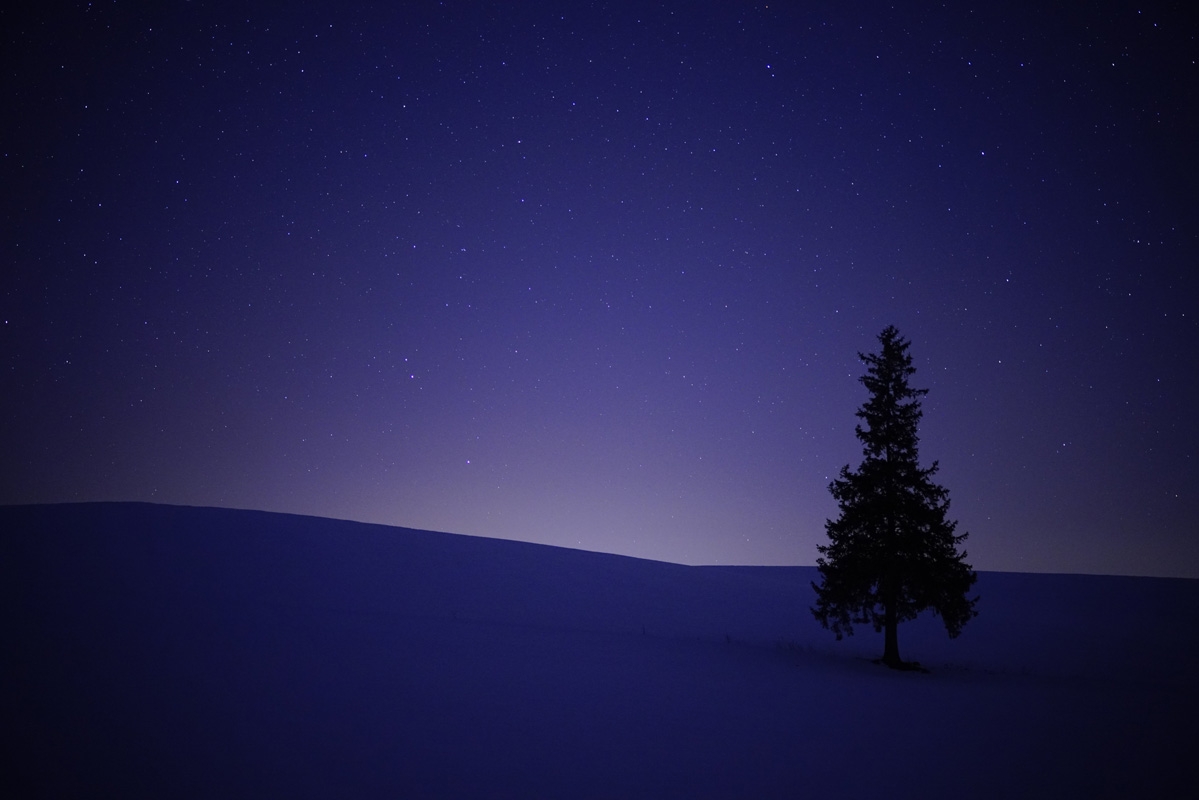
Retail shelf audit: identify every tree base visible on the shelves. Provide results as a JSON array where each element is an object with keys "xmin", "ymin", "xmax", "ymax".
[{"xmin": 872, "ymin": 657, "xmax": 930, "ymax": 673}]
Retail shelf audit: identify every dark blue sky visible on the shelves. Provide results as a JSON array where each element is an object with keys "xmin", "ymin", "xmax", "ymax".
[{"xmin": 3, "ymin": 0, "xmax": 1196, "ymax": 576}]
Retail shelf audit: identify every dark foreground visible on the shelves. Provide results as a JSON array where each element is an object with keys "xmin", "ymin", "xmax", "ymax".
[{"xmin": 4, "ymin": 503, "xmax": 1196, "ymax": 797}]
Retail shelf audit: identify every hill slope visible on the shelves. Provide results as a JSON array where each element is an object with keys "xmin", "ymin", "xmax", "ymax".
[{"xmin": 3, "ymin": 502, "xmax": 1196, "ymax": 797}]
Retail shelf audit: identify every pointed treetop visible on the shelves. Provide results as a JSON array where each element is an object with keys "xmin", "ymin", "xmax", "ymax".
[{"xmin": 854, "ymin": 325, "xmax": 927, "ymax": 463}]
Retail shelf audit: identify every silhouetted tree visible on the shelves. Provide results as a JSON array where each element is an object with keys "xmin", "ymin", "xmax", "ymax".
[{"xmin": 812, "ymin": 326, "xmax": 977, "ymax": 669}]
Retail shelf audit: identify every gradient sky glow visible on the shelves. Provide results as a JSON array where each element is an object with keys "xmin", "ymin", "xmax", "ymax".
[{"xmin": 3, "ymin": 1, "xmax": 1196, "ymax": 576}]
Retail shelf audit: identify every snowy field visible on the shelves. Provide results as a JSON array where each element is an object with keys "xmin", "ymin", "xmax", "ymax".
[{"xmin": 4, "ymin": 503, "xmax": 1196, "ymax": 797}]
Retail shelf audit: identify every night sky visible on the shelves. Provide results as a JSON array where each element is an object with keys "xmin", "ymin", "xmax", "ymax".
[{"xmin": 3, "ymin": 1, "xmax": 1196, "ymax": 577}]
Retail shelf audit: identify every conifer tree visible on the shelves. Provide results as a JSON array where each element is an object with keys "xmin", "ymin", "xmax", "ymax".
[{"xmin": 812, "ymin": 326, "xmax": 977, "ymax": 669}]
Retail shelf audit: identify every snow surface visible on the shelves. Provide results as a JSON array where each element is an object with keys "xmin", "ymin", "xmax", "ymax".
[{"xmin": 3, "ymin": 502, "xmax": 1196, "ymax": 798}]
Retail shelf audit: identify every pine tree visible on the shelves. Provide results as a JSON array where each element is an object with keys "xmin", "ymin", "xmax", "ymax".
[{"xmin": 812, "ymin": 326, "xmax": 977, "ymax": 669}]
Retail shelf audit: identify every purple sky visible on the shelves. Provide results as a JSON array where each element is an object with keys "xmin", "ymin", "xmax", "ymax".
[{"xmin": 3, "ymin": 1, "xmax": 1196, "ymax": 576}]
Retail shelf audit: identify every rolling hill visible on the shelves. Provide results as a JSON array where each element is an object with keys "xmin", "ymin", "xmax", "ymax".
[{"xmin": 3, "ymin": 502, "xmax": 1195, "ymax": 797}]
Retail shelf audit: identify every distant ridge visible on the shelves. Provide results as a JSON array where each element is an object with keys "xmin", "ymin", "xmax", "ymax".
[{"xmin": 1, "ymin": 501, "xmax": 819, "ymax": 644}]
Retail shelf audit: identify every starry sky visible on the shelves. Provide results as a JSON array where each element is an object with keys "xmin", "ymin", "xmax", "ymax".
[{"xmin": 3, "ymin": 1, "xmax": 1196, "ymax": 577}]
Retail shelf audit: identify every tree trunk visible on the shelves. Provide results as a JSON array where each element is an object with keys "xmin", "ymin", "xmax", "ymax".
[
  {"xmin": 882, "ymin": 594, "xmax": 901, "ymax": 668},
  {"xmin": 881, "ymin": 488, "xmax": 902, "ymax": 669}
]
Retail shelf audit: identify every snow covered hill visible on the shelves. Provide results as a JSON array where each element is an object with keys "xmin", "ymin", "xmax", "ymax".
[{"xmin": 3, "ymin": 502, "xmax": 1195, "ymax": 797}]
